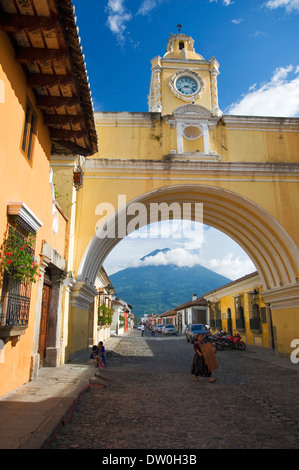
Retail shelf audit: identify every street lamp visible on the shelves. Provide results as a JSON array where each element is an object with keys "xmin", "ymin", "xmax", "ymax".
[
  {"xmin": 252, "ymin": 289, "xmax": 259, "ymax": 302},
  {"xmin": 105, "ymin": 283, "xmax": 114, "ymax": 295},
  {"xmin": 73, "ymin": 165, "xmax": 83, "ymax": 191}
]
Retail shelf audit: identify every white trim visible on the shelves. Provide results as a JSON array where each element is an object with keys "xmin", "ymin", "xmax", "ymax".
[
  {"xmin": 168, "ymin": 69, "xmax": 205, "ymax": 103},
  {"xmin": 222, "ymin": 115, "xmax": 299, "ymax": 132},
  {"xmin": 71, "ymin": 281, "xmax": 98, "ymax": 310},
  {"xmin": 7, "ymin": 202, "xmax": 43, "ymax": 232},
  {"xmin": 263, "ymin": 285, "xmax": 299, "ymax": 310},
  {"xmin": 83, "ymin": 159, "xmax": 299, "ymax": 177}
]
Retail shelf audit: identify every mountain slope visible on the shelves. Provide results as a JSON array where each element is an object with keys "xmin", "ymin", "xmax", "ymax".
[{"xmin": 109, "ymin": 251, "xmax": 231, "ymax": 318}]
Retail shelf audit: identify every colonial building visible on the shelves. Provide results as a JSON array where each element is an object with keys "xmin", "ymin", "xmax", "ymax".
[
  {"xmin": 73, "ymin": 31, "xmax": 299, "ymax": 359},
  {"xmin": 175, "ymin": 295, "xmax": 208, "ymax": 333},
  {"xmin": 1, "ymin": 10, "xmax": 299, "ymax": 400},
  {"xmin": 204, "ymin": 272, "xmax": 275, "ymax": 350},
  {"xmin": 0, "ymin": 0, "xmax": 97, "ymax": 396}
]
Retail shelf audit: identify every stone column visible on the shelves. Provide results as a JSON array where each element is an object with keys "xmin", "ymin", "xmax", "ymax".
[
  {"xmin": 30, "ymin": 255, "xmax": 50, "ymax": 380},
  {"xmin": 44, "ymin": 268, "xmax": 66, "ymax": 367}
]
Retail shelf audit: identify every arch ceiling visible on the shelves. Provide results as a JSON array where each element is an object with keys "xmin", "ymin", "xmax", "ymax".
[{"xmin": 78, "ymin": 185, "xmax": 299, "ymax": 292}]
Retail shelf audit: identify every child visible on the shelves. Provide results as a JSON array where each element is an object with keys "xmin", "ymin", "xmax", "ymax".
[
  {"xmin": 90, "ymin": 345, "xmax": 106, "ymax": 369},
  {"xmin": 98, "ymin": 341, "xmax": 107, "ymax": 367}
]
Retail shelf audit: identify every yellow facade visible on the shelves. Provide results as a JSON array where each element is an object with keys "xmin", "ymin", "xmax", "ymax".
[
  {"xmin": 0, "ymin": 0, "xmax": 97, "ymax": 397},
  {"xmin": 204, "ymin": 273, "xmax": 273, "ymax": 350},
  {"xmin": 59, "ymin": 32, "xmax": 299, "ymax": 359},
  {"xmin": 1, "ymin": 7, "xmax": 298, "ymax": 399},
  {"xmin": 0, "ymin": 30, "xmax": 68, "ymax": 396}
]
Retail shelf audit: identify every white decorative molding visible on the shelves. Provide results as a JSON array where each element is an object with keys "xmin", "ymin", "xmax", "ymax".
[
  {"xmin": 71, "ymin": 281, "xmax": 98, "ymax": 310},
  {"xmin": 168, "ymin": 69, "xmax": 205, "ymax": 103},
  {"xmin": 95, "ymin": 111, "xmax": 161, "ymax": 127},
  {"xmin": 262, "ymin": 284, "xmax": 299, "ymax": 310},
  {"xmin": 41, "ymin": 241, "xmax": 66, "ymax": 271},
  {"xmin": 83, "ymin": 159, "xmax": 299, "ymax": 178},
  {"xmin": 167, "ymin": 151, "xmax": 222, "ymax": 162},
  {"xmin": 172, "ymin": 104, "xmax": 216, "ymax": 123},
  {"xmin": 7, "ymin": 202, "xmax": 43, "ymax": 233},
  {"xmin": 222, "ymin": 115, "xmax": 299, "ymax": 131},
  {"xmin": 165, "ymin": 104, "xmax": 220, "ymax": 155}
]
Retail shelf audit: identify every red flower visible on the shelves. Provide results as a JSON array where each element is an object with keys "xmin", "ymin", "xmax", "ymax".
[
  {"xmin": 5, "ymin": 252, "xmax": 11, "ymax": 256},
  {"xmin": 20, "ymin": 247, "xmax": 24, "ymax": 250},
  {"xmin": 7, "ymin": 260, "xmax": 12, "ymax": 264}
]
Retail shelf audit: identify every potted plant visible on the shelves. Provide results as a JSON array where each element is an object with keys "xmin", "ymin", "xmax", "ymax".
[{"xmin": 0, "ymin": 228, "xmax": 39, "ymax": 284}]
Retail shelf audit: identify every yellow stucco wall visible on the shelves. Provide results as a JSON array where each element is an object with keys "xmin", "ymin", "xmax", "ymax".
[
  {"xmin": 0, "ymin": 31, "xmax": 68, "ymax": 396},
  {"xmin": 272, "ymin": 308, "xmax": 299, "ymax": 356},
  {"xmin": 52, "ymin": 33, "xmax": 299, "ymax": 359}
]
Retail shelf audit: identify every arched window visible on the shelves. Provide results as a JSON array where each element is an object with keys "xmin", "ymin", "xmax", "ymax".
[
  {"xmin": 235, "ymin": 296, "xmax": 245, "ymax": 330},
  {"xmin": 250, "ymin": 303, "xmax": 262, "ymax": 332}
]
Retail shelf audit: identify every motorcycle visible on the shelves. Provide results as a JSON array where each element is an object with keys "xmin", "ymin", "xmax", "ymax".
[
  {"xmin": 205, "ymin": 334, "xmax": 226, "ymax": 351},
  {"xmin": 216, "ymin": 332, "xmax": 246, "ymax": 350}
]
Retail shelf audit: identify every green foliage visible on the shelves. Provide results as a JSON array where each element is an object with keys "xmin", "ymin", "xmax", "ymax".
[
  {"xmin": 98, "ymin": 304, "xmax": 114, "ymax": 326},
  {"xmin": 0, "ymin": 228, "xmax": 39, "ymax": 284}
]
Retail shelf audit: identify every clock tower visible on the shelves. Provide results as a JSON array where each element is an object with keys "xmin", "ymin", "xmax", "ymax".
[{"xmin": 148, "ymin": 32, "xmax": 222, "ymax": 117}]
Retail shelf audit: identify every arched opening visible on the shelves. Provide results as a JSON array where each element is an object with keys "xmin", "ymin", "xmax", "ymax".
[{"xmin": 77, "ymin": 185, "xmax": 299, "ymax": 295}]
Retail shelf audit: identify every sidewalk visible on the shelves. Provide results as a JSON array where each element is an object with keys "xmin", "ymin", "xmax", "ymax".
[
  {"xmin": 0, "ymin": 333, "xmax": 297, "ymax": 449},
  {"xmin": 0, "ymin": 332, "xmax": 129, "ymax": 449}
]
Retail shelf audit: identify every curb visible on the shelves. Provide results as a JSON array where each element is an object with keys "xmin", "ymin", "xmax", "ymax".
[{"xmin": 41, "ymin": 383, "xmax": 90, "ymax": 449}]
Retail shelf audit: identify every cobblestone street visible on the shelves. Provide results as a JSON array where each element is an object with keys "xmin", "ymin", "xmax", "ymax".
[{"xmin": 49, "ymin": 330, "xmax": 299, "ymax": 450}]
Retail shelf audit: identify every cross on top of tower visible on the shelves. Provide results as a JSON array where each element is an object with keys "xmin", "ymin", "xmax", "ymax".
[{"xmin": 177, "ymin": 24, "xmax": 182, "ymax": 33}]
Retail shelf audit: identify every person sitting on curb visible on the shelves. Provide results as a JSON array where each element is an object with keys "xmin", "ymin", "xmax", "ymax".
[
  {"xmin": 90, "ymin": 345, "xmax": 106, "ymax": 369},
  {"xmin": 98, "ymin": 341, "xmax": 107, "ymax": 367}
]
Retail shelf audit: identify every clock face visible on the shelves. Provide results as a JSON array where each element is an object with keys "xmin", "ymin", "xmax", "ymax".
[{"xmin": 175, "ymin": 76, "xmax": 198, "ymax": 95}]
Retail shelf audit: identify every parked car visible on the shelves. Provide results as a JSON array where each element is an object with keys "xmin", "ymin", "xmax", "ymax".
[
  {"xmin": 156, "ymin": 324, "xmax": 163, "ymax": 333},
  {"xmin": 185, "ymin": 324, "xmax": 210, "ymax": 343},
  {"xmin": 163, "ymin": 324, "xmax": 178, "ymax": 336}
]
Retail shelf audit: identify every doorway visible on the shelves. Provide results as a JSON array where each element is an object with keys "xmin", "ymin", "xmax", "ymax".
[
  {"xmin": 38, "ymin": 282, "xmax": 51, "ymax": 366},
  {"xmin": 227, "ymin": 308, "xmax": 233, "ymax": 335}
]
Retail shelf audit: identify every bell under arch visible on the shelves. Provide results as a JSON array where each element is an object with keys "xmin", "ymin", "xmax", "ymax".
[{"xmin": 77, "ymin": 184, "xmax": 299, "ymax": 294}]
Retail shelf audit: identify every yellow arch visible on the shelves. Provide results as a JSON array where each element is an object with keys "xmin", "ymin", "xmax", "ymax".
[{"xmin": 78, "ymin": 185, "xmax": 299, "ymax": 291}]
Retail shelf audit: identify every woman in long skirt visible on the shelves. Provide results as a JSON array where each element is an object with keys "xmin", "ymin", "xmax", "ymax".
[{"xmin": 191, "ymin": 333, "xmax": 218, "ymax": 383}]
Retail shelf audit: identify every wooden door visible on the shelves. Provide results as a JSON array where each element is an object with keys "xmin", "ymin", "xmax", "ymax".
[{"xmin": 38, "ymin": 284, "xmax": 51, "ymax": 366}]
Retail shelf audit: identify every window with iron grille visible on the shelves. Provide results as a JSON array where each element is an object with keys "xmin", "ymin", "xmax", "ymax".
[
  {"xmin": 0, "ymin": 272, "xmax": 31, "ymax": 327},
  {"xmin": 0, "ymin": 225, "xmax": 35, "ymax": 329}
]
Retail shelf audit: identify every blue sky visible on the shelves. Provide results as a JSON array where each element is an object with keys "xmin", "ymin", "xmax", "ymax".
[
  {"xmin": 72, "ymin": 0, "xmax": 299, "ymax": 281},
  {"xmin": 73, "ymin": 0, "xmax": 299, "ymax": 116}
]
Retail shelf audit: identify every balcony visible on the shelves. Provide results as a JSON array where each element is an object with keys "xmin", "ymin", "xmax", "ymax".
[{"xmin": 0, "ymin": 274, "xmax": 30, "ymax": 343}]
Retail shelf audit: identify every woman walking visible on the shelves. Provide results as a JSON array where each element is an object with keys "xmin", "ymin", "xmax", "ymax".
[{"xmin": 191, "ymin": 333, "xmax": 218, "ymax": 383}]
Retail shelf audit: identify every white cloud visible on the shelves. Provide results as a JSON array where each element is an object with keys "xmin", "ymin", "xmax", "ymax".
[
  {"xmin": 130, "ymin": 247, "xmax": 255, "ymax": 280},
  {"xmin": 249, "ymin": 31, "xmax": 266, "ymax": 38},
  {"xmin": 103, "ymin": 222, "xmax": 256, "ymax": 281},
  {"xmin": 226, "ymin": 65, "xmax": 299, "ymax": 117},
  {"xmin": 136, "ymin": 0, "xmax": 158, "ymax": 16},
  {"xmin": 105, "ymin": 0, "xmax": 132, "ymax": 44},
  {"xmin": 201, "ymin": 252, "xmax": 256, "ymax": 280},
  {"xmin": 264, "ymin": 0, "xmax": 299, "ymax": 12},
  {"xmin": 232, "ymin": 18, "xmax": 243, "ymax": 24},
  {"xmin": 209, "ymin": 0, "xmax": 234, "ymax": 4},
  {"xmin": 136, "ymin": 248, "xmax": 202, "ymax": 268}
]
